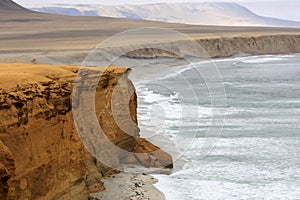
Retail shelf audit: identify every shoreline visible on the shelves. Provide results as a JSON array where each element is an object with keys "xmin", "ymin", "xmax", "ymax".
[
  {"xmin": 89, "ymin": 173, "xmax": 166, "ymax": 200},
  {"xmin": 1, "ymin": 33, "xmax": 300, "ymax": 64},
  {"xmin": 132, "ymin": 52, "xmax": 300, "ymax": 200}
]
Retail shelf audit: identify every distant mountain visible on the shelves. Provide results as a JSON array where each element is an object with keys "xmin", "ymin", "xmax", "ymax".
[
  {"xmin": 27, "ymin": 2, "xmax": 300, "ymax": 27},
  {"xmin": 0, "ymin": 0, "xmax": 29, "ymax": 12}
]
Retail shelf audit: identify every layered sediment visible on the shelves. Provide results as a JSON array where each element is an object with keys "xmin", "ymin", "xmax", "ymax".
[
  {"xmin": 0, "ymin": 63, "xmax": 172, "ymax": 200},
  {"xmin": 125, "ymin": 34, "xmax": 300, "ymax": 58}
]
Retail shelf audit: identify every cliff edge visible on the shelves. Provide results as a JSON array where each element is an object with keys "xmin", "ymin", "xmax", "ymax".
[
  {"xmin": 125, "ymin": 34, "xmax": 300, "ymax": 59},
  {"xmin": 0, "ymin": 63, "xmax": 172, "ymax": 200}
]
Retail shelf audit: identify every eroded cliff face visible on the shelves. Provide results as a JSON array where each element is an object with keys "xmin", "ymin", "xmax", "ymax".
[
  {"xmin": 197, "ymin": 34, "xmax": 300, "ymax": 58},
  {"xmin": 0, "ymin": 63, "xmax": 172, "ymax": 200},
  {"xmin": 124, "ymin": 34, "xmax": 300, "ymax": 58}
]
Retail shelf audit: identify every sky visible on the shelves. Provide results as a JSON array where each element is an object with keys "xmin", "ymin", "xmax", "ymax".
[{"xmin": 14, "ymin": 0, "xmax": 300, "ymax": 21}]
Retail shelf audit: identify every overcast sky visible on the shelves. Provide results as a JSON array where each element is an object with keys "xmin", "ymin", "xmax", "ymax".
[
  {"xmin": 14, "ymin": 0, "xmax": 300, "ymax": 21},
  {"xmin": 14, "ymin": 0, "xmax": 291, "ymax": 5}
]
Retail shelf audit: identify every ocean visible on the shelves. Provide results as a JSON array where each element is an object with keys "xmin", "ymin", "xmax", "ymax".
[{"xmin": 130, "ymin": 54, "xmax": 300, "ymax": 199}]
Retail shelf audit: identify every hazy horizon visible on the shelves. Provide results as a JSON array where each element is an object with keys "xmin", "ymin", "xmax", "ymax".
[{"xmin": 14, "ymin": 0, "xmax": 300, "ymax": 21}]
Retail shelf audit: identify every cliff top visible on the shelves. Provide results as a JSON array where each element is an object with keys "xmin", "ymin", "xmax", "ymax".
[{"xmin": 0, "ymin": 63, "xmax": 129, "ymax": 90}]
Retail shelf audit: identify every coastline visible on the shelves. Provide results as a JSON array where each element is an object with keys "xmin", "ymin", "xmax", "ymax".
[
  {"xmin": 0, "ymin": 63, "xmax": 173, "ymax": 199},
  {"xmin": 131, "ymin": 52, "xmax": 300, "ymax": 200},
  {"xmin": 1, "ymin": 34, "xmax": 300, "ymax": 65},
  {"xmin": 1, "ymin": 53, "xmax": 299, "ymax": 199},
  {"xmin": 1, "ymin": 9, "xmax": 300, "ymax": 199}
]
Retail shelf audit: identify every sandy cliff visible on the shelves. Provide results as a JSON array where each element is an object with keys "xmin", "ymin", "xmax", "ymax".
[
  {"xmin": 124, "ymin": 34, "xmax": 300, "ymax": 58},
  {"xmin": 0, "ymin": 63, "xmax": 172, "ymax": 200},
  {"xmin": 197, "ymin": 34, "xmax": 300, "ymax": 57}
]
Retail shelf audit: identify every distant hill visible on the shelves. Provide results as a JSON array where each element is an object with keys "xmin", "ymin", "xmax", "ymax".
[
  {"xmin": 27, "ymin": 2, "xmax": 300, "ymax": 27},
  {"xmin": 0, "ymin": 0, "xmax": 29, "ymax": 11}
]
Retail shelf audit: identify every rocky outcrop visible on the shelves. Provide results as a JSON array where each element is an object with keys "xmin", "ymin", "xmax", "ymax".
[
  {"xmin": 0, "ymin": 63, "xmax": 172, "ymax": 200},
  {"xmin": 124, "ymin": 34, "xmax": 300, "ymax": 58}
]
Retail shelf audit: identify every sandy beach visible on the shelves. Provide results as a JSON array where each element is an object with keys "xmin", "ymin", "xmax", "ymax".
[{"xmin": 89, "ymin": 173, "xmax": 166, "ymax": 200}]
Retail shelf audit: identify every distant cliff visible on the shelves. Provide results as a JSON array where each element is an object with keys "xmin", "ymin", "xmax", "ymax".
[
  {"xmin": 0, "ymin": 63, "xmax": 172, "ymax": 200},
  {"xmin": 125, "ymin": 34, "xmax": 300, "ymax": 59},
  {"xmin": 197, "ymin": 34, "xmax": 300, "ymax": 57}
]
